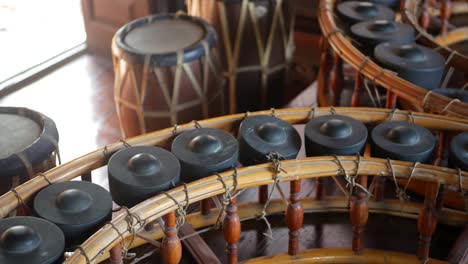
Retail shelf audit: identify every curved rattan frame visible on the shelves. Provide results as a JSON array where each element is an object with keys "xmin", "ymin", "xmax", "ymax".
[
  {"xmin": 1, "ymin": 107, "xmax": 467, "ymax": 263},
  {"xmin": 317, "ymin": 0, "xmax": 468, "ymax": 118},
  {"xmin": 401, "ymin": 0, "xmax": 468, "ymax": 73}
]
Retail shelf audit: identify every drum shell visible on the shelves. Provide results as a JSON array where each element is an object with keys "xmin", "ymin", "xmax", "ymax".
[
  {"xmin": 112, "ymin": 18, "xmax": 226, "ymax": 139},
  {"xmin": 0, "ymin": 107, "xmax": 59, "ymax": 195},
  {"xmin": 188, "ymin": 0, "xmax": 296, "ymax": 112}
]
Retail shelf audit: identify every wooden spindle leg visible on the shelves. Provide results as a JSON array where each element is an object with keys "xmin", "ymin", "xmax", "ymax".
[
  {"xmin": 419, "ymin": 0, "xmax": 430, "ymax": 30},
  {"xmin": 201, "ymin": 199, "xmax": 211, "ymax": 215},
  {"xmin": 109, "ymin": 243, "xmax": 123, "ymax": 264},
  {"xmin": 351, "ymin": 72, "xmax": 362, "ymax": 107},
  {"xmin": 374, "ymin": 176, "xmax": 386, "ymax": 202},
  {"xmin": 259, "ymin": 185, "xmax": 268, "ymax": 204},
  {"xmin": 316, "ymin": 178, "xmax": 325, "ymax": 200},
  {"xmin": 440, "ymin": 0, "xmax": 451, "ymax": 36},
  {"xmin": 417, "ymin": 183, "xmax": 438, "ymax": 261},
  {"xmin": 385, "ymin": 90, "xmax": 398, "ymax": 109},
  {"xmin": 81, "ymin": 171, "xmax": 92, "ymax": 182},
  {"xmin": 330, "ymin": 54, "xmax": 343, "ymax": 106},
  {"xmin": 223, "ymin": 198, "xmax": 240, "ymax": 264},
  {"xmin": 350, "ymin": 191, "xmax": 369, "ymax": 254},
  {"xmin": 286, "ymin": 180, "xmax": 304, "ymax": 256},
  {"xmin": 162, "ymin": 211, "xmax": 182, "ymax": 264}
]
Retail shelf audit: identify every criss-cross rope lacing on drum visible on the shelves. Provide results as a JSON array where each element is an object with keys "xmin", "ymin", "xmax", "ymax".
[{"xmin": 256, "ymin": 152, "xmax": 288, "ymax": 239}]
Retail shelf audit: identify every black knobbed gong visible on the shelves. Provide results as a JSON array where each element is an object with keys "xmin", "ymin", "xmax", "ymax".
[
  {"xmin": 172, "ymin": 128, "xmax": 238, "ymax": 182},
  {"xmin": 371, "ymin": 121, "xmax": 436, "ymax": 162},
  {"xmin": 350, "ymin": 20, "xmax": 414, "ymax": 54},
  {"xmin": 108, "ymin": 146, "xmax": 181, "ymax": 207},
  {"xmin": 33, "ymin": 181, "xmax": 112, "ymax": 248},
  {"xmin": 0, "ymin": 216, "xmax": 65, "ymax": 264},
  {"xmin": 238, "ymin": 115, "xmax": 301, "ymax": 166},
  {"xmin": 374, "ymin": 42, "xmax": 446, "ymax": 90},
  {"xmin": 449, "ymin": 132, "xmax": 468, "ymax": 171},
  {"xmin": 304, "ymin": 115, "xmax": 368, "ymax": 156},
  {"xmin": 337, "ymin": 1, "xmax": 395, "ymax": 25},
  {"xmin": 434, "ymin": 88, "xmax": 468, "ymax": 103}
]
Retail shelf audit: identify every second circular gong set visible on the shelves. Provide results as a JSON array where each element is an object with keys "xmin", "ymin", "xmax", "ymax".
[{"xmin": 1, "ymin": 0, "xmax": 468, "ymax": 264}]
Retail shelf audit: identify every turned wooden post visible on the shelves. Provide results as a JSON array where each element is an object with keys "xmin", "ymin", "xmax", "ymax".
[
  {"xmin": 109, "ymin": 243, "xmax": 123, "ymax": 264},
  {"xmin": 350, "ymin": 191, "xmax": 369, "ymax": 254},
  {"xmin": 162, "ymin": 211, "xmax": 182, "ymax": 264},
  {"xmin": 316, "ymin": 178, "xmax": 325, "ymax": 200},
  {"xmin": 286, "ymin": 180, "xmax": 304, "ymax": 256},
  {"xmin": 374, "ymin": 176, "xmax": 386, "ymax": 202},
  {"xmin": 440, "ymin": 0, "xmax": 451, "ymax": 36},
  {"xmin": 81, "ymin": 171, "xmax": 92, "ymax": 182},
  {"xmin": 417, "ymin": 183, "xmax": 438, "ymax": 261},
  {"xmin": 351, "ymin": 73, "xmax": 363, "ymax": 107},
  {"xmin": 201, "ymin": 199, "xmax": 211, "ymax": 215},
  {"xmin": 419, "ymin": 0, "xmax": 431, "ymax": 30},
  {"xmin": 330, "ymin": 53, "xmax": 344, "ymax": 106},
  {"xmin": 223, "ymin": 197, "xmax": 241, "ymax": 264},
  {"xmin": 385, "ymin": 90, "xmax": 398, "ymax": 109},
  {"xmin": 259, "ymin": 185, "xmax": 269, "ymax": 204}
]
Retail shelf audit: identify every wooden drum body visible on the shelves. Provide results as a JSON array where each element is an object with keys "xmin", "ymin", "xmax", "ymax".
[
  {"xmin": 0, "ymin": 107, "xmax": 59, "ymax": 195},
  {"xmin": 188, "ymin": 0, "xmax": 296, "ymax": 113},
  {"xmin": 112, "ymin": 14, "xmax": 226, "ymax": 139}
]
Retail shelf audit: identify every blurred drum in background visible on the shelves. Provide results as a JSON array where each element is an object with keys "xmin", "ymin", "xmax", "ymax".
[
  {"xmin": 188, "ymin": 0, "xmax": 296, "ymax": 113},
  {"xmin": 112, "ymin": 13, "xmax": 225, "ymax": 139},
  {"xmin": 0, "ymin": 107, "xmax": 60, "ymax": 195}
]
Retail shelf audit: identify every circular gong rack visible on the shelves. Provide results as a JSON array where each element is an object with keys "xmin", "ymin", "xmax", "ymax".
[
  {"xmin": 1, "ymin": 107, "xmax": 467, "ymax": 263},
  {"xmin": 401, "ymin": 0, "xmax": 468, "ymax": 72},
  {"xmin": 317, "ymin": 0, "xmax": 468, "ymax": 118}
]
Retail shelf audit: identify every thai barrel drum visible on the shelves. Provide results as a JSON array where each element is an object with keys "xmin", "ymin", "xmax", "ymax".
[
  {"xmin": 237, "ymin": 114, "xmax": 301, "ymax": 166},
  {"xmin": 112, "ymin": 14, "xmax": 226, "ymax": 138},
  {"xmin": 0, "ymin": 216, "xmax": 65, "ymax": 264},
  {"xmin": 172, "ymin": 128, "xmax": 238, "ymax": 183},
  {"xmin": 108, "ymin": 146, "xmax": 181, "ymax": 207},
  {"xmin": 336, "ymin": 1, "xmax": 395, "ymax": 26},
  {"xmin": 449, "ymin": 132, "xmax": 468, "ymax": 171},
  {"xmin": 371, "ymin": 121, "xmax": 436, "ymax": 163},
  {"xmin": 350, "ymin": 20, "xmax": 415, "ymax": 54},
  {"xmin": 374, "ymin": 42, "xmax": 446, "ymax": 90},
  {"xmin": 33, "ymin": 181, "xmax": 112, "ymax": 248},
  {"xmin": 0, "ymin": 107, "xmax": 60, "ymax": 195},
  {"xmin": 304, "ymin": 115, "xmax": 368, "ymax": 156},
  {"xmin": 187, "ymin": 0, "xmax": 296, "ymax": 113}
]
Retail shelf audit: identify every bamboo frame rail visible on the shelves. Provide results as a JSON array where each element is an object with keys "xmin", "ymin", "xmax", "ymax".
[
  {"xmin": 65, "ymin": 157, "xmax": 468, "ymax": 263},
  {"xmin": 1, "ymin": 107, "xmax": 468, "ymax": 219},
  {"xmin": 318, "ymin": 0, "xmax": 468, "ymax": 118}
]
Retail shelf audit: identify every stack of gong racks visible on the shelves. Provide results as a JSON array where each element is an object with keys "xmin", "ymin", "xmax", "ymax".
[{"xmin": 1, "ymin": 1, "xmax": 468, "ymax": 264}]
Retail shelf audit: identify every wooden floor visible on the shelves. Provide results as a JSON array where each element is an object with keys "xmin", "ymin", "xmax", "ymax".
[{"xmin": 0, "ymin": 53, "xmax": 120, "ymax": 188}]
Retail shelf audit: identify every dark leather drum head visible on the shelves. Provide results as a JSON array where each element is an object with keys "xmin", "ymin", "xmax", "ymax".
[
  {"xmin": 337, "ymin": 1, "xmax": 395, "ymax": 25},
  {"xmin": 433, "ymin": 88, "xmax": 468, "ymax": 103},
  {"xmin": 371, "ymin": 121, "xmax": 435, "ymax": 162},
  {"xmin": 33, "ymin": 181, "xmax": 112, "ymax": 247},
  {"xmin": 305, "ymin": 115, "xmax": 368, "ymax": 156},
  {"xmin": 172, "ymin": 128, "xmax": 238, "ymax": 183},
  {"xmin": 108, "ymin": 146, "xmax": 181, "ymax": 207},
  {"xmin": 374, "ymin": 42, "xmax": 446, "ymax": 90},
  {"xmin": 351, "ymin": 20, "xmax": 414, "ymax": 52},
  {"xmin": 113, "ymin": 13, "xmax": 217, "ymax": 66},
  {"xmin": 237, "ymin": 115, "xmax": 301, "ymax": 166},
  {"xmin": 449, "ymin": 132, "xmax": 468, "ymax": 171},
  {"xmin": 0, "ymin": 217, "xmax": 64, "ymax": 264}
]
